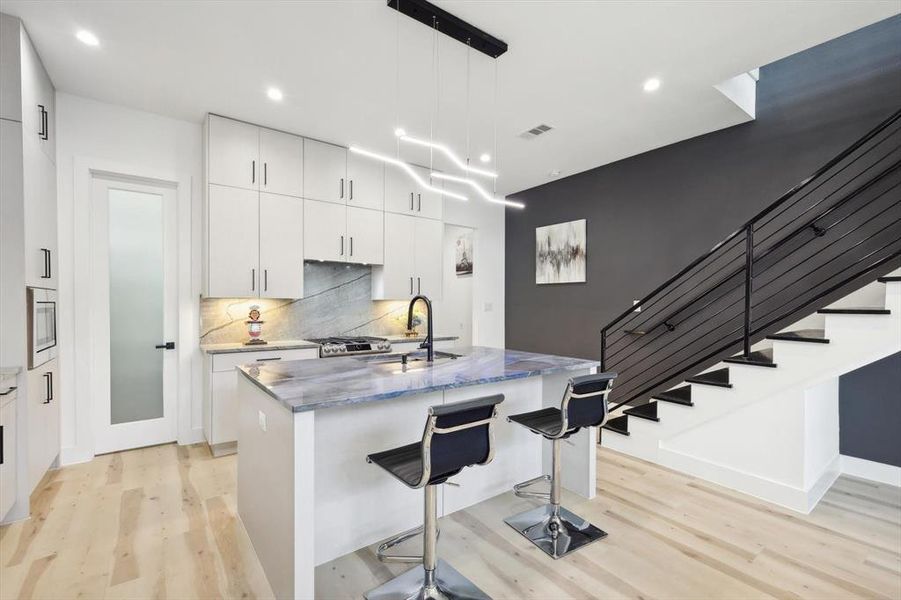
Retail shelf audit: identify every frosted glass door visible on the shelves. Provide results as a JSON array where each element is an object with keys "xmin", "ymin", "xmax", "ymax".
[{"xmin": 108, "ymin": 188, "xmax": 164, "ymax": 425}]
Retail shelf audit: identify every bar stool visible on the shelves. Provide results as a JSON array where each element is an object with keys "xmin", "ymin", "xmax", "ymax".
[
  {"xmin": 364, "ymin": 394, "xmax": 505, "ymax": 600},
  {"xmin": 504, "ymin": 372, "xmax": 617, "ymax": 559}
]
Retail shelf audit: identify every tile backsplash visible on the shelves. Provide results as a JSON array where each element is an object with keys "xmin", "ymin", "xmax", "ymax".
[{"xmin": 200, "ymin": 263, "xmax": 421, "ymax": 344}]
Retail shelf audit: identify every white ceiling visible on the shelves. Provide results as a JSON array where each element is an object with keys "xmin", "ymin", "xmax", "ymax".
[{"xmin": 2, "ymin": 0, "xmax": 897, "ymax": 196}]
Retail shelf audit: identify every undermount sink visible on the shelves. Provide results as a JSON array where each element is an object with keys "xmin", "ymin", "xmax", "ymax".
[{"xmin": 357, "ymin": 350, "xmax": 462, "ymax": 365}]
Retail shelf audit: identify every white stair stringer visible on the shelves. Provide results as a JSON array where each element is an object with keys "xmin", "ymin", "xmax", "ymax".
[{"xmin": 602, "ymin": 275, "xmax": 901, "ymax": 513}]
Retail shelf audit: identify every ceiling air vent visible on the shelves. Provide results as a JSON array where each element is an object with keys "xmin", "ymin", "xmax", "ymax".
[{"xmin": 519, "ymin": 123, "xmax": 553, "ymax": 140}]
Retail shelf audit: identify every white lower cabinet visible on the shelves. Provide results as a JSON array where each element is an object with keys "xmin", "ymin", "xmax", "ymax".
[
  {"xmin": 373, "ymin": 213, "xmax": 443, "ymax": 300},
  {"xmin": 0, "ymin": 390, "xmax": 17, "ymax": 520},
  {"xmin": 27, "ymin": 359, "xmax": 59, "ymax": 492},
  {"xmin": 203, "ymin": 348, "xmax": 319, "ymax": 453}
]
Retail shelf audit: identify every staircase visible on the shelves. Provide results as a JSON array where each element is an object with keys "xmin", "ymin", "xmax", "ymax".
[{"xmin": 597, "ymin": 109, "xmax": 901, "ymax": 513}]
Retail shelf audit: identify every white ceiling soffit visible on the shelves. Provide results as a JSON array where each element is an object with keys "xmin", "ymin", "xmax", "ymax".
[{"xmin": 3, "ymin": 1, "xmax": 897, "ymax": 196}]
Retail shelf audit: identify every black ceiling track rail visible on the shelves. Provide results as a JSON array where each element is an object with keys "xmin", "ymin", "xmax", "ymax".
[
  {"xmin": 387, "ymin": 0, "xmax": 508, "ymax": 58},
  {"xmin": 600, "ymin": 108, "xmax": 901, "ymax": 413}
]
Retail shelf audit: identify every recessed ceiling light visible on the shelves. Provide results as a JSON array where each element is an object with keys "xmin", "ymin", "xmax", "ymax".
[
  {"xmin": 643, "ymin": 77, "xmax": 661, "ymax": 92},
  {"xmin": 479, "ymin": 153, "xmax": 491, "ymax": 163},
  {"xmin": 394, "ymin": 127, "xmax": 406, "ymax": 137},
  {"xmin": 76, "ymin": 30, "xmax": 99, "ymax": 47},
  {"xmin": 267, "ymin": 87, "xmax": 283, "ymax": 101}
]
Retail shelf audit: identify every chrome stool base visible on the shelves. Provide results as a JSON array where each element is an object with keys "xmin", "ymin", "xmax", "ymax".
[
  {"xmin": 504, "ymin": 504, "xmax": 607, "ymax": 559},
  {"xmin": 364, "ymin": 559, "xmax": 491, "ymax": 600}
]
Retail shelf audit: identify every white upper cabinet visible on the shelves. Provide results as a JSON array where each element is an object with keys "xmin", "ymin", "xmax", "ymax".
[
  {"xmin": 208, "ymin": 115, "xmax": 260, "ymax": 191},
  {"xmin": 260, "ymin": 128, "xmax": 303, "ymax": 198},
  {"xmin": 22, "ymin": 123, "xmax": 56, "ymax": 289},
  {"xmin": 373, "ymin": 213, "xmax": 442, "ymax": 300},
  {"xmin": 304, "ymin": 199, "xmax": 346, "ymax": 263},
  {"xmin": 413, "ymin": 217, "xmax": 443, "ymax": 297},
  {"xmin": 376, "ymin": 213, "xmax": 416, "ymax": 299},
  {"xmin": 346, "ymin": 206, "xmax": 384, "ymax": 265},
  {"xmin": 346, "ymin": 152, "xmax": 384, "ymax": 210},
  {"xmin": 384, "ymin": 163, "xmax": 443, "ymax": 220},
  {"xmin": 207, "ymin": 184, "xmax": 260, "ymax": 297},
  {"xmin": 303, "ymin": 139, "xmax": 347, "ymax": 204},
  {"xmin": 19, "ymin": 25, "xmax": 55, "ymax": 162},
  {"xmin": 259, "ymin": 193, "xmax": 304, "ymax": 298}
]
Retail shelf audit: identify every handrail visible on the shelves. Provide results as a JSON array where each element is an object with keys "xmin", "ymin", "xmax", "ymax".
[
  {"xmin": 600, "ymin": 107, "xmax": 901, "ymax": 406},
  {"xmin": 601, "ymin": 108, "xmax": 901, "ymax": 336}
]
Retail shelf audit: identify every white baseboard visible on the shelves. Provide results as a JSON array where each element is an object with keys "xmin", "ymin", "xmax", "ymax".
[
  {"xmin": 841, "ymin": 455, "xmax": 901, "ymax": 486},
  {"xmin": 60, "ymin": 445, "xmax": 94, "ymax": 467}
]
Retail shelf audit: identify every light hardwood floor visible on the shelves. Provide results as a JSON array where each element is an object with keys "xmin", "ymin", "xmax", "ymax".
[{"xmin": 2, "ymin": 444, "xmax": 899, "ymax": 599}]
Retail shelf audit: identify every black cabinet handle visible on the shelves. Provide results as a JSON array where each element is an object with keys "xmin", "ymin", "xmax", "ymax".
[
  {"xmin": 418, "ymin": 193, "xmax": 422, "ymax": 212},
  {"xmin": 410, "ymin": 192, "xmax": 414, "ymax": 211},
  {"xmin": 252, "ymin": 160, "xmax": 256, "ymax": 184},
  {"xmin": 42, "ymin": 107, "xmax": 48, "ymax": 141},
  {"xmin": 154, "ymin": 342, "xmax": 176, "ymax": 350},
  {"xmin": 410, "ymin": 277, "xmax": 414, "ymax": 295},
  {"xmin": 0, "ymin": 424, "xmax": 4, "ymax": 465},
  {"xmin": 40, "ymin": 248, "xmax": 51, "ymax": 279},
  {"xmin": 37, "ymin": 104, "xmax": 48, "ymax": 139},
  {"xmin": 349, "ymin": 179, "xmax": 353, "ymax": 200},
  {"xmin": 42, "ymin": 372, "xmax": 52, "ymax": 404},
  {"xmin": 340, "ymin": 235, "xmax": 344, "ymax": 256},
  {"xmin": 251, "ymin": 268, "xmax": 256, "ymax": 291},
  {"xmin": 349, "ymin": 237, "xmax": 353, "ymax": 257},
  {"xmin": 340, "ymin": 178, "xmax": 344, "ymax": 199},
  {"xmin": 256, "ymin": 357, "xmax": 282, "ymax": 362},
  {"xmin": 418, "ymin": 277, "xmax": 421, "ymax": 294},
  {"xmin": 264, "ymin": 162, "xmax": 268, "ymax": 186},
  {"xmin": 264, "ymin": 269, "xmax": 268, "ymax": 292}
]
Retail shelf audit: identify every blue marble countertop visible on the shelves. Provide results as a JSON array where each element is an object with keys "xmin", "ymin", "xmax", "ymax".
[
  {"xmin": 237, "ymin": 346, "xmax": 599, "ymax": 412},
  {"xmin": 200, "ymin": 335, "xmax": 458, "ymax": 354}
]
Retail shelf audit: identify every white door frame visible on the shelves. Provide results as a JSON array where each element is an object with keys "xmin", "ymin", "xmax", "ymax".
[{"xmin": 90, "ymin": 174, "xmax": 178, "ymax": 454}]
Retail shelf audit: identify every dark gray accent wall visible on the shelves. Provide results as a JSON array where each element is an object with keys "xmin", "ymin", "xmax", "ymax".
[
  {"xmin": 839, "ymin": 352, "xmax": 901, "ymax": 467},
  {"xmin": 505, "ymin": 16, "xmax": 901, "ymax": 359}
]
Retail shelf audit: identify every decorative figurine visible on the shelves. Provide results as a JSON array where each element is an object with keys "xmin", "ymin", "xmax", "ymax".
[{"xmin": 245, "ymin": 305, "xmax": 267, "ymax": 345}]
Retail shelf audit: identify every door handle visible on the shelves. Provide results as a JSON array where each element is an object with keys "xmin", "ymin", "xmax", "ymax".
[
  {"xmin": 252, "ymin": 160, "xmax": 256, "ymax": 184},
  {"xmin": 154, "ymin": 342, "xmax": 176, "ymax": 350},
  {"xmin": 40, "ymin": 248, "xmax": 51, "ymax": 279},
  {"xmin": 418, "ymin": 193, "xmax": 421, "ymax": 212}
]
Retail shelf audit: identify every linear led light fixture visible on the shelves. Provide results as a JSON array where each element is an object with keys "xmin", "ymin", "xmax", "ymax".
[
  {"xmin": 398, "ymin": 134, "xmax": 498, "ymax": 179},
  {"xmin": 349, "ymin": 146, "xmax": 468, "ymax": 202},
  {"xmin": 431, "ymin": 172, "xmax": 525, "ymax": 209}
]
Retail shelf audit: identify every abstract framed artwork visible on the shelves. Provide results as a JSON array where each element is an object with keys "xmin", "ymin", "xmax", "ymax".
[{"xmin": 536, "ymin": 219, "xmax": 586, "ymax": 284}]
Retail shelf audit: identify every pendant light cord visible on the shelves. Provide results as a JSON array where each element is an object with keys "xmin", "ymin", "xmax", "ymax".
[{"xmin": 466, "ymin": 39, "xmax": 471, "ymax": 167}]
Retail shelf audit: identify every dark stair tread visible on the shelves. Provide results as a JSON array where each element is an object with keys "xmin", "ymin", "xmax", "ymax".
[
  {"xmin": 766, "ymin": 329, "xmax": 830, "ymax": 344},
  {"xmin": 818, "ymin": 307, "xmax": 890, "ymax": 315},
  {"xmin": 724, "ymin": 347, "xmax": 777, "ymax": 368},
  {"xmin": 652, "ymin": 385, "xmax": 693, "ymax": 406},
  {"xmin": 686, "ymin": 367, "xmax": 732, "ymax": 388},
  {"xmin": 878, "ymin": 276, "xmax": 901, "ymax": 283},
  {"xmin": 602, "ymin": 415, "xmax": 630, "ymax": 436},
  {"xmin": 623, "ymin": 402, "xmax": 659, "ymax": 422}
]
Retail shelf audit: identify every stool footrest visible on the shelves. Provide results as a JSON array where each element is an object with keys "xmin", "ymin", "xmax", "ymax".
[
  {"xmin": 513, "ymin": 474, "xmax": 551, "ymax": 500},
  {"xmin": 376, "ymin": 525, "xmax": 440, "ymax": 564}
]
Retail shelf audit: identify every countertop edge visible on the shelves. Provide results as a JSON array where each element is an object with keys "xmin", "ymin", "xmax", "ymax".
[
  {"xmin": 201, "ymin": 336, "xmax": 460, "ymax": 355},
  {"xmin": 237, "ymin": 357, "xmax": 600, "ymax": 413}
]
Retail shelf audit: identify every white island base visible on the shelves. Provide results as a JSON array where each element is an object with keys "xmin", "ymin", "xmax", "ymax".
[{"xmin": 236, "ymin": 369, "xmax": 596, "ymax": 599}]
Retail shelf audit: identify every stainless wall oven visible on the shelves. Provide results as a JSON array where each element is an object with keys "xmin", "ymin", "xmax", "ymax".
[{"xmin": 27, "ymin": 287, "xmax": 57, "ymax": 369}]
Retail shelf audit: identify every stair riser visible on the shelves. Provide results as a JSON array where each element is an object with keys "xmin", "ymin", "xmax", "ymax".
[{"xmin": 823, "ymin": 279, "xmax": 887, "ymax": 310}]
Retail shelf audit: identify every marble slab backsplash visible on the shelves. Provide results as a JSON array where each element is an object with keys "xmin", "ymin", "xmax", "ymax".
[{"xmin": 200, "ymin": 263, "xmax": 422, "ymax": 344}]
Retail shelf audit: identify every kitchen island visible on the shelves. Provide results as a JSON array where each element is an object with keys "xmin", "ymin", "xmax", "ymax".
[{"xmin": 235, "ymin": 346, "xmax": 599, "ymax": 599}]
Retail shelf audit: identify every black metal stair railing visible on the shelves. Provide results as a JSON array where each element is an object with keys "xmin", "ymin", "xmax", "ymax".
[{"xmin": 600, "ymin": 108, "xmax": 901, "ymax": 412}]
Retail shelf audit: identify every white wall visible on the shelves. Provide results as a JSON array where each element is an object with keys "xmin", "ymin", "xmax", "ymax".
[
  {"xmin": 56, "ymin": 93, "xmax": 203, "ymax": 464},
  {"xmin": 434, "ymin": 224, "xmax": 473, "ymax": 346},
  {"xmin": 55, "ymin": 94, "xmax": 506, "ymax": 465},
  {"xmin": 443, "ymin": 199, "xmax": 505, "ymax": 348}
]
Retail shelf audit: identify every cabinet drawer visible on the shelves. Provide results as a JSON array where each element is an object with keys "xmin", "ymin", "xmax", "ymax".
[{"xmin": 211, "ymin": 348, "xmax": 319, "ymax": 372}]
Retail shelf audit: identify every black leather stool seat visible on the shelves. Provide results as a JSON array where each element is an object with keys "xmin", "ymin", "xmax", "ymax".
[
  {"xmin": 508, "ymin": 407, "xmax": 571, "ymax": 438},
  {"xmin": 367, "ymin": 442, "xmax": 424, "ymax": 488}
]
